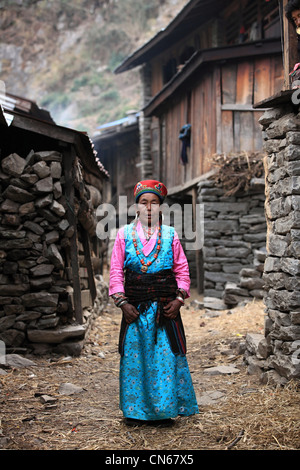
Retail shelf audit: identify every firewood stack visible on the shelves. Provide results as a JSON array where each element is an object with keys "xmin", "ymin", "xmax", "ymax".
[{"xmin": 0, "ymin": 150, "xmax": 104, "ymax": 355}]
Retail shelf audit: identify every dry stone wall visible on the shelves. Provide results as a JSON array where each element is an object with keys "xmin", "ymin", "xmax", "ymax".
[
  {"xmin": 244, "ymin": 104, "xmax": 300, "ymax": 383},
  {"xmin": 198, "ymin": 178, "xmax": 267, "ymax": 308},
  {"xmin": 0, "ymin": 150, "xmax": 106, "ymax": 356}
]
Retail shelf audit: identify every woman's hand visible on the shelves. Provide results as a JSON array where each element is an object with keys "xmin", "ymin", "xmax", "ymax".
[
  {"xmin": 121, "ymin": 303, "xmax": 139, "ymax": 324},
  {"xmin": 163, "ymin": 299, "xmax": 182, "ymax": 320}
]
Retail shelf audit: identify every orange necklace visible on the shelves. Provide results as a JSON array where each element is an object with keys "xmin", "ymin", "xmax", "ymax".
[{"xmin": 132, "ymin": 223, "xmax": 162, "ymax": 273}]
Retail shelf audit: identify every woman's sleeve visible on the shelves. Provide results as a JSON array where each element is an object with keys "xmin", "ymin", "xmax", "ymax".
[
  {"xmin": 109, "ymin": 228, "xmax": 126, "ymax": 296},
  {"xmin": 172, "ymin": 231, "xmax": 191, "ymax": 298}
]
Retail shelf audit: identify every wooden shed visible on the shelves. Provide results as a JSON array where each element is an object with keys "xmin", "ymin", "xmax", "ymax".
[
  {"xmin": 93, "ymin": 112, "xmax": 140, "ymax": 213},
  {"xmin": 0, "ymin": 96, "xmax": 109, "ymax": 355}
]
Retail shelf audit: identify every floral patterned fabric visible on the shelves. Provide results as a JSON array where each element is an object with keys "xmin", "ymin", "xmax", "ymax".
[{"xmin": 118, "ymin": 223, "xmax": 199, "ymax": 421}]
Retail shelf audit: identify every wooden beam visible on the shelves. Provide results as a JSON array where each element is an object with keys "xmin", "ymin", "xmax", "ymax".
[
  {"xmin": 283, "ymin": 0, "xmax": 299, "ymax": 90},
  {"xmin": 221, "ymin": 104, "xmax": 269, "ymax": 111},
  {"xmin": 167, "ymin": 169, "xmax": 216, "ymax": 196},
  {"xmin": 81, "ymin": 229, "xmax": 97, "ymax": 304},
  {"xmin": 64, "ymin": 145, "xmax": 83, "ymax": 324}
]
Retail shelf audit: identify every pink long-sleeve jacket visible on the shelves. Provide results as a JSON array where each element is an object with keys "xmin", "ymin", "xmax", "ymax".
[{"xmin": 109, "ymin": 221, "xmax": 190, "ymax": 297}]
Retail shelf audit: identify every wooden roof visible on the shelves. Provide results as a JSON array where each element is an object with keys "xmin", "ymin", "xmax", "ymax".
[
  {"xmin": 114, "ymin": 0, "xmax": 230, "ymax": 73},
  {"xmin": 0, "ymin": 106, "xmax": 109, "ymax": 180}
]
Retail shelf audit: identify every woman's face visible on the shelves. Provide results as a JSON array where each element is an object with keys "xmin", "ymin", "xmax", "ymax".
[
  {"xmin": 292, "ymin": 9, "xmax": 300, "ymax": 27},
  {"xmin": 137, "ymin": 193, "xmax": 161, "ymax": 226}
]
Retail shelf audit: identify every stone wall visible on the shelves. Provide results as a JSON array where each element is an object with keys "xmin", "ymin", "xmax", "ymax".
[
  {"xmin": 198, "ymin": 177, "xmax": 266, "ymax": 308},
  {"xmin": 0, "ymin": 150, "xmax": 107, "ymax": 356},
  {"xmin": 244, "ymin": 104, "xmax": 300, "ymax": 383}
]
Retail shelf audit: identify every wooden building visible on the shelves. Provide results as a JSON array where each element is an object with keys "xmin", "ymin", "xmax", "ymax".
[
  {"xmin": 114, "ymin": 0, "xmax": 287, "ymax": 293},
  {"xmin": 115, "ymin": 0, "xmax": 284, "ymax": 194},
  {"xmin": 93, "ymin": 112, "xmax": 140, "ymax": 213}
]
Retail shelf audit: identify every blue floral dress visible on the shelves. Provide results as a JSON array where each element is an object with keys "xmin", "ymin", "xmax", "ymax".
[{"xmin": 119, "ymin": 223, "xmax": 199, "ymax": 421}]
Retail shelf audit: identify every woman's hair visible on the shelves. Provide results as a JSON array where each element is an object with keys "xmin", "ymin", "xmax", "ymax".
[{"xmin": 286, "ymin": 0, "xmax": 300, "ymax": 24}]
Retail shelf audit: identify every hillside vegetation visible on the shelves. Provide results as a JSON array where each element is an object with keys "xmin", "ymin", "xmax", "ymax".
[{"xmin": 0, "ymin": 0, "xmax": 187, "ymax": 135}]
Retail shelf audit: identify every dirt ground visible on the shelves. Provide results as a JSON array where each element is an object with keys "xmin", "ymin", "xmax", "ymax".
[{"xmin": 0, "ymin": 289, "xmax": 300, "ymax": 452}]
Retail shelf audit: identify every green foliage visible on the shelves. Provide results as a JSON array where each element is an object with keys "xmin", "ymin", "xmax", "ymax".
[
  {"xmin": 40, "ymin": 91, "xmax": 71, "ymax": 109},
  {"xmin": 2, "ymin": 0, "xmax": 169, "ymax": 133}
]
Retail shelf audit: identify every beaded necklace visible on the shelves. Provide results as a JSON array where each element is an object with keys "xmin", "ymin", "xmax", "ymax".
[{"xmin": 132, "ymin": 223, "xmax": 162, "ymax": 273}]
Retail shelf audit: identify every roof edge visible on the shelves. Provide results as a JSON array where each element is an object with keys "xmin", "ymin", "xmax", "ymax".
[{"xmin": 114, "ymin": 0, "xmax": 200, "ymax": 74}]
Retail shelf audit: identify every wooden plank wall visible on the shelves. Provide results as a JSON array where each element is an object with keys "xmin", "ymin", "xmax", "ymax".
[
  {"xmin": 220, "ymin": 55, "xmax": 284, "ymax": 154},
  {"xmin": 160, "ymin": 67, "xmax": 217, "ymax": 189},
  {"xmin": 159, "ymin": 54, "xmax": 284, "ymax": 190}
]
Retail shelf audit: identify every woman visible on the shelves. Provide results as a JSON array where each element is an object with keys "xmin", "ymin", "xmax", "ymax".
[{"xmin": 109, "ymin": 180, "xmax": 199, "ymax": 426}]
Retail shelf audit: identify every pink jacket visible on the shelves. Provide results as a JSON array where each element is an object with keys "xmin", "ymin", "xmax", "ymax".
[{"xmin": 109, "ymin": 222, "xmax": 190, "ymax": 297}]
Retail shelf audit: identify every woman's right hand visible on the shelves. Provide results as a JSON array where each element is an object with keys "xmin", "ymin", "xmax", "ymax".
[{"xmin": 121, "ymin": 303, "xmax": 139, "ymax": 324}]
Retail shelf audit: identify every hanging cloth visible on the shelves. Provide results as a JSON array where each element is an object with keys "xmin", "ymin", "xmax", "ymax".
[{"xmin": 179, "ymin": 124, "xmax": 191, "ymax": 165}]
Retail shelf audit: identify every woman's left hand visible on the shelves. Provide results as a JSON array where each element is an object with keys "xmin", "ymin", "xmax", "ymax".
[{"xmin": 163, "ymin": 299, "xmax": 182, "ymax": 320}]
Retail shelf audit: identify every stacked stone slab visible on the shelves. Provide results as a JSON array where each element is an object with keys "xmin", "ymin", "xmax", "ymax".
[
  {"xmin": 0, "ymin": 150, "xmax": 104, "ymax": 355},
  {"xmin": 198, "ymin": 178, "xmax": 266, "ymax": 306},
  {"xmin": 243, "ymin": 105, "xmax": 300, "ymax": 382}
]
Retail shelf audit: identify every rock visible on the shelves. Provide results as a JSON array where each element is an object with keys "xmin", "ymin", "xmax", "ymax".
[
  {"xmin": 21, "ymin": 173, "xmax": 39, "ymax": 185},
  {"xmin": 34, "ymin": 176, "xmax": 53, "ymax": 194},
  {"xmin": 54, "ymin": 340, "xmax": 84, "ymax": 357},
  {"xmin": 27, "ymin": 324, "xmax": 86, "ymax": 343},
  {"xmin": 19, "ymin": 201, "xmax": 35, "ymax": 215},
  {"xmin": 58, "ymin": 382, "xmax": 84, "ymax": 395},
  {"xmin": 0, "ymin": 329, "xmax": 25, "ymax": 346},
  {"xmin": 40, "ymin": 394, "xmax": 57, "ymax": 404},
  {"xmin": 190, "ymin": 299, "xmax": 204, "ymax": 310},
  {"xmin": 32, "ymin": 161, "xmax": 51, "ymax": 179},
  {"xmin": 4, "ymin": 354, "xmax": 36, "ymax": 368},
  {"xmin": 30, "ymin": 264, "xmax": 54, "ymax": 277},
  {"xmin": 260, "ymin": 369, "xmax": 288, "ymax": 386},
  {"xmin": 1, "ymin": 153, "xmax": 26, "ymax": 177},
  {"xmin": 50, "ymin": 161, "xmax": 62, "ymax": 179},
  {"xmin": 203, "ymin": 365, "xmax": 240, "ymax": 375},
  {"xmin": 267, "ymin": 352, "xmax": 300, "ymax": 380},
  {"xmin": 203, "ymin": 297, "xmax": 227, "ymax": 310},
  {"xmin": 239, "ymin": 277, "xmax": 265, "ymax": 290},
  {"xmin": 35, "ymin": 194, "xmax": 53, "ymax": 209},
  {"xmin": 0, "ymin": 284, "xmax": 30, "ymax": 296},
  {"xmin": 3, "ymin": 185, "xmax": 34, "ymax": 203},
  {"xmin": 50, "ymin": 200, "xmax": 65, "ymax": 217},
  {"xmin": 23, "ymin": 220, "xmax": 45, "ymax": 235},
  {"xmin": 45, "ymin": 230, "xmax": 59, "ymax": 244},
  {"xmin": 21, "ymin": 292, "xmax": 59, "ymax": 308},
  {"xmin": 0, "ymin": 199, "xmax": 20, "ymax": 212},
  {"xmin": 0, "ymin": 315, "xmax": 16, "ymax": 332},
  {"xmin": 197, "ymin": 390, "xmax": 226, "ymax": 406},
  {"xmin": 47, "ymin": 244, "xmax": 64, "ymax": 269},
  {"xmin": 246, "ymin": 355, "xmax": 266, "ymax": 375}
]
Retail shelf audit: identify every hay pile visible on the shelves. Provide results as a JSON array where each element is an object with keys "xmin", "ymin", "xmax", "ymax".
[{"xmin": 209, "ymin": 151, "xmax": 265, "ymax": 196}]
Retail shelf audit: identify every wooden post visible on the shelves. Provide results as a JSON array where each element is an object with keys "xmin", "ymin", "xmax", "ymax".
[
  {"xmin": 64, "ymin": 145, "xmax": 83, "ymax": 324},
  {"xmin": 283, "ymin": 0, "xmax": 299, "ymax": 90},
  {"xmin": 81, "ymin": 228, "xmax": 97, "ymax": 304}
]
